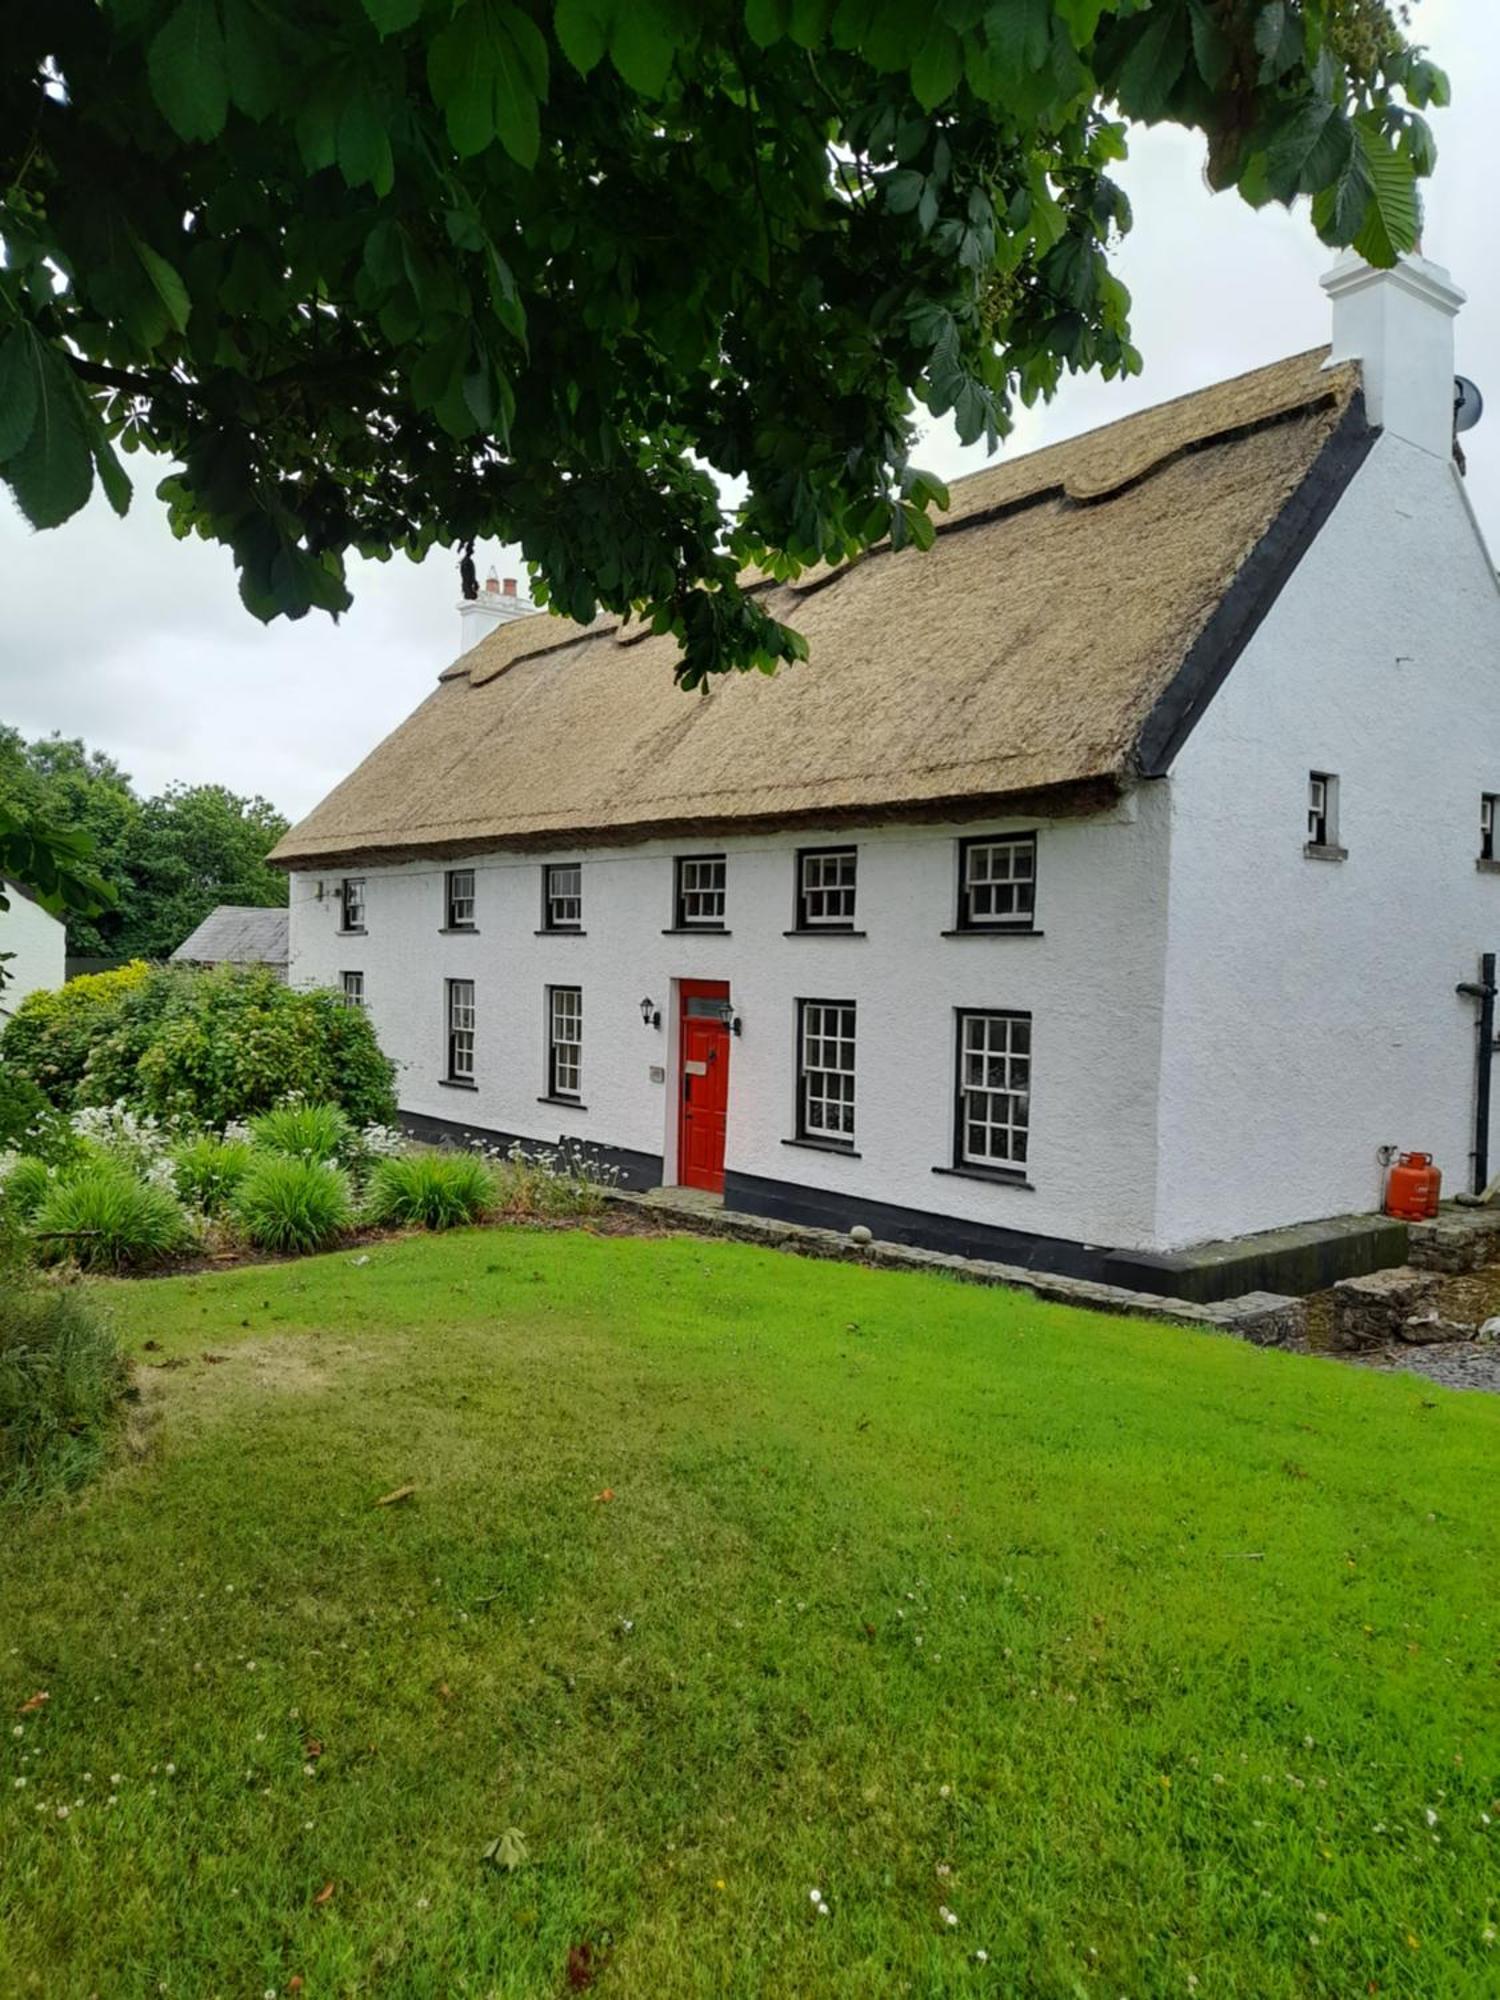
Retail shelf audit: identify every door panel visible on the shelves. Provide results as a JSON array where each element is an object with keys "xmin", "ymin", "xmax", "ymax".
[{"xmin": 678, "ymin": 982, "xmax": 730, "ymax": 1192}]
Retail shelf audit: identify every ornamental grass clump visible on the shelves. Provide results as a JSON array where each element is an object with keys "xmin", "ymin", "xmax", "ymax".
[
  {"xmin": 249, "ymin": 1101, "xmax": 354, "ymax": 1165},
  {"xmin": 0, "ymin": 1155, "xmax": 54, "ymax": 1223},
  {"xmin": 231, "ymin": 1155, "xmax": 352, "ymax": 1254},
  {"xmin": 31, "ymin": 1162, "xmax": 192, "ymax": 1274},
  {"xmin": 366, "ymin": 1151, "xmax": 494, "ymax": 1231},
  {"xmin": 0, "ymin": 1282, "xmax": 131, "ymax": 1505},
  {"xmin": 172, "ymin": 1136, "xmax": 256, "ymax": 1216}
]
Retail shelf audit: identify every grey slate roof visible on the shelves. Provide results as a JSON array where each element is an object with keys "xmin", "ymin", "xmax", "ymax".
[{"xmin": 171, "ymin": 904, "xmax": 289, "ymax": 968}]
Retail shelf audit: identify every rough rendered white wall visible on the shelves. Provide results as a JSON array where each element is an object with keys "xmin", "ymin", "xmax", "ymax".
[
  {"xmin": 0, "ymin": 886, "xmax": 65, "ymax": 1021},
  {"xmin": 1156, "ymin": 433, "xmax": 1500, "ymax": 1248},
  {"xmin": 288, "ymin": 791, "xmax": 1173, "ymax": 1251}
]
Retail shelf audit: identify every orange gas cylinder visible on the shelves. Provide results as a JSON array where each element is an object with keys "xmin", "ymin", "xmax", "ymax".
[{"xmin": 1385, "ymin": 1152, "xmax": 1442, "ymax": 1221}]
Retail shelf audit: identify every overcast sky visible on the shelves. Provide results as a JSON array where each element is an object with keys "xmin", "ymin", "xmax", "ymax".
[{"xmin": 0, "ymin": 0, "xmax": 1490, "ymax": 823}]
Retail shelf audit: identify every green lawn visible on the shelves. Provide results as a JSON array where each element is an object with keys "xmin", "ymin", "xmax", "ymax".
[{"xmin": 3, "ymin": 1229, "xmax": 1499, "ymax": 1999}]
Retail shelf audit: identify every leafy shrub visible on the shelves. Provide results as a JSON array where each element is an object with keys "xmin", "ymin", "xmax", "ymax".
[
  {"xmin": 0, "ymin": 1156, "xmax": 54, "ymax": 1223},
  {"xmin": 0, "ymin": 1063, "xmax": 78, "ymax": 1163},
  {"xmin": 172, "ymin": 1136, "xmax": 256, "ymax": 1216},
  {"xmin": 0, "ymin": 1282, "xmax": 132, "ymax": 1505},
  {"xmin": 231, "ymin": 1155, "xmax": 352, "ymax": 1254},
  {"xmin": 32, "ymin": 1163, "xmax": 192, "ymax": 1274},
  {"xmin": 487, "ymin": 1142, "xmax": 609, "ymax": 1218},
  {"xmin": 366, "ymin": 1151, "xmax": 494, "ymax": 1230},
  {"xmin": 3, "ymin": 963, "xmax": 396, "ymax": 1129},
  {"xmin": 0, "ymin": 963, "xmax": 152, "ymax": 1108},
  {"xmin": 249, "ymin": 1101, "xmax": 353, "ymax": 1164}
]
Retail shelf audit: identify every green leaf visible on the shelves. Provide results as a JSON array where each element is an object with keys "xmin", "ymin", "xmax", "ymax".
[
  {"xmin": 1186, "ymin": 0, "xmax": 1230, "ymax": 87},
  {"xmin": 555, "ymin": 0, "xmax": 610, "ymax": 73},
  {"xmin": 1114, "ymin": 5, "xmax": 1188, "ymax": 121},
  {"xmin": 610, "ymin": 0, "xmax": 675, "ymax": 93},
  {"xmin": 430, "ymin": 0, "xmax": 546, "ymax": 164},
  {"xmin": 338, "ymin": 92, "xmax": 396, "ymax": 194},
  {"xmin": 361, "ymin": 0, "xmax": 425, "ymax": 31},
  {"xmin": 1310, "ymin": 143, "xmax": 1371, "ymax": 248},
  {"xmin": 222, "ymin": 0, "xmax": 280, "ymax": 118},
  {"xmin": 93, "ymin": 436, "xmax": 134, "ymax": 518},
  {"xmin": 910, "ymin": 23, "xmax": 961, "ymax": 109},
  {"xmin": 1253, "ymin": 0, "xmax": 1300, "ymax": 82},
  {"xmin": 982, "ymin": 0, "xmax": 1049, "ymax": 73},
  {"xmin": 148, "ymin": 0, "xmax": 230, "ymax": 143},
  {"xmin": 1351, "ymin": 118, "xmax": 1418, "ymax": 265},
  {"xmin": 0, "ymin": 330, "xmax": 39, "ymax": 462},
  {"xmin": 131, "ymin": 232, "xmax": 193, "ymax": 336},
  {"xmin": 3, "ymin": 343, "xmax": 94, "ymax": 529},
  {"xmin": 745, "ymin": 0, "xmax": 789, "ymax": 49},
  {"xmin": 1054, "ymin": 0, "xmax": 1105, "ymax": 43}
]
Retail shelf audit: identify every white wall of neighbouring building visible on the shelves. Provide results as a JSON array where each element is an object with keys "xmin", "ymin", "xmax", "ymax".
[
  {"xmin": 288, "ymin": 792, "xmax": 1175, "ymax": 1254},
  {"xmin": 0, "ymin": 886, "xmax": 65, "ymax": 1022},
  {"xmin": 1156, "ymin": 430, "xmax": 1500, "ymax": 1248}
]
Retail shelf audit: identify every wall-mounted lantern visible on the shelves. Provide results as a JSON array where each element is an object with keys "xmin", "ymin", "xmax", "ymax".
[
  {"xmin": 639, "ymin": 996, "xmax": 661, "ymax": 1029},
  {"xmin": 714, "ymin": 999, "xmax": 743, "ymax": 1037}
]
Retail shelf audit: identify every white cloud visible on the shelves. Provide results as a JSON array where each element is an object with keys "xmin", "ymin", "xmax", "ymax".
[{"xmin": 1, "ymin": 4, "xmax": 1492, "ymax": 821}]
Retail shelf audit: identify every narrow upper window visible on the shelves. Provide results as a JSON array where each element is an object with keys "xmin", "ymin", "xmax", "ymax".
[
  {"xmin": 957, "ymin": 834, "xmax": 1036, "ymax": 932},
  {"xmin": 547, "ymin": 985, "xmax": 582, "ymax": 1100},
  {"xmin": 795, "ymin": 847, "xmax": 858, "ymax": 931},
  {"xmin": 674, "ymin": 854, "xmax": 727, "ymax": 930},
  {"xmin": 340, "ymin": 876, "xmax": 366, "ymax": 932},
  {"xmin": 1482, "ymin": 794, "xmax": 1498, "ymax": 863},
  {"xmin": 543, "ymin": 862, "xmax": 583, "ymax": 931},
  {"xmin": 446, "ymin": 978, "xmax": 475, "ymax": 1083},
  {"xmin": 445, "ymin": 868, "xmax": 476, "ymax": 930},
  {"xmin": 1306, "ymin": 771, "xmax": 1341, "ymax": 855},
  {"xmin": 339, "ymin": 970, "xmax": 365, "ymax": 1009},
  {"xmin": 955, "ymin": 1009, "xmax": 1030, "ymax": 1174},
  {"xmin": 796, "ymin": 999, "xmax": 856, "ymax": 1146}
]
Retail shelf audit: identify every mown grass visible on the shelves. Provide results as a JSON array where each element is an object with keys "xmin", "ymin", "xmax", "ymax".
[{"xmin": 2, "ymin": 1228, "xmax": 1498, "ymax": 1999}]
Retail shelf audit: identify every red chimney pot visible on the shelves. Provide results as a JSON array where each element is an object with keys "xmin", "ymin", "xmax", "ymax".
[{"xmin": 503, "ymin": 577, "xmax": 518, "ymax": 597}]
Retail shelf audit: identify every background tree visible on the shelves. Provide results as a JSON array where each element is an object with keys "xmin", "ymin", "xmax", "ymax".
[
  {"xmin": 0, "ymin": 0, "xmax": 1445, "ymax": 698},
  {"xmin": 0, "ymin": 730, "xmax": 288, "ymax": 960}
]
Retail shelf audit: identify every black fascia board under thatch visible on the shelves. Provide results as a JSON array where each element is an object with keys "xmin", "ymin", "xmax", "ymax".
[{"xmin": 1134, "ymin": 391, "xmax": 1378, "ymax": 779}]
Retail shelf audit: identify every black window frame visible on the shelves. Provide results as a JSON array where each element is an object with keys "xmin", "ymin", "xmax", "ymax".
[
  {"xmin": 445, "ymin": 977, "xmax": 476, "ymax": 1084},
  {"xmin": 1307, "ymin": 770, "xmax": 1337, "ymax": 848},
  {"xmin": 1482, "ymin": 793, "xmax": 1498, "ymax": 863},
  {"xmin": 340, "ymin": 875, "xmax": 367, "ymax": 934},
  {"xmin": 955, "ymin": 833, "xmax": 1037, "ymax": 934},
  {"xmin": 795, "ymin": 997, "xmax": 857, "ymax": 1149},
  {"xmin": 546, "ymin": 984, "xmax": 583, "ymax": 1101},
  {"xmin": 444, "ymin": 867, "xmax": 477, "ymax": 931},
  {"xmin": 542, "ymin": 861, "xmax": 583, "ymax": 933},
  {"xmin": 793, "ymin": 846, "xmax": 859, "ymax": 933},
  {"xmin": 953, "ymin": 1007, "xmax": 1031, "ymax": 1176},
  {"xmin": 673, "ymin": 853, "xmax": 727, "ymax": 931}
]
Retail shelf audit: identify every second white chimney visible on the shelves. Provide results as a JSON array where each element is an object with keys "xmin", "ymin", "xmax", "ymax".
[
  {"xmin": 457, "ymin": 569, "xmax": 535, "ymax": 654},
  {"xmin": 1321, "ymin": 251, "xmax": 1465, "ymax": 460}
]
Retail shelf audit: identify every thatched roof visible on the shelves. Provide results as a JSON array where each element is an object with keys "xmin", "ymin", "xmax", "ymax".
[
  {"xmin": 272, "ymin": 349, "xmax": 1367, "ymax": 869},
  {"xmin": 171, "ymin": 905, "xmax": 289, "ymax": 967}
]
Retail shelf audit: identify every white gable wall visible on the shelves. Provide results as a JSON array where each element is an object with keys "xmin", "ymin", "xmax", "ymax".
[
  {"xmin": 288, "ymin": 789, "xmax": 1173, "ymax": 1252},
  {"xmin": 1155, "ymin": 431, "xmax": 1500, "ymax": 1248},
  {"xmin": 0, "ymin": 887, "xmax": 66, "ymax": 1021}
]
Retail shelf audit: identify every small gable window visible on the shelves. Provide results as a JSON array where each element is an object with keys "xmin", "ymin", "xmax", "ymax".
[
  {"xmin": 1305, "ymin": 772, "xmax": 1344, "ymax": 859},
  {"xmin": 674, "ymin": 855, "xmax": 727, "ymax": 931},
  {"xmin": 445, "ymin": 868, "xmax": 476, "ymax": 930},
  {"xmin": 956, "ymin": 834, "xmax": 1036, "ymax": 932},
  {"xmin": 340, "ymin": 877, "xmax": 366, "ymax": 932},
  {"xmin": 795, "ymin": 847, "xmax": 858, "ymax": 932},
  {"xmin": 544, "ymin": 863, "xmax": 583, "ymax": 932}
]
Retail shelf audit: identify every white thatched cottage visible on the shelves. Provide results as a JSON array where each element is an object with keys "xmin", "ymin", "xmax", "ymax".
[
  {"xmin": 0, "ymin": 881, "xmax": 65, "ymax": 1021},
  {"xmin": 273, "ymin": 255, "xmax": 1500, "ymax": 1300}
]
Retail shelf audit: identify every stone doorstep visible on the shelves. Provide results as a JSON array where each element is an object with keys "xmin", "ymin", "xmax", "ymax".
[{"xmin": 604, "ymin": 1190, "xmax": 1308, "ymax": 1342}]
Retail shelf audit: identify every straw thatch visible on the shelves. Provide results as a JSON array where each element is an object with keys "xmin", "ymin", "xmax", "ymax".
[{"xmin": 272, "ymin": 349, "xmax": 1363, "ymax": 869}]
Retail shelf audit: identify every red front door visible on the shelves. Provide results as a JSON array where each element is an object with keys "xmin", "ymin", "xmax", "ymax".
[{"xmin": 678, "ymin": 980, "xmax": 731, "ymax": 1193}]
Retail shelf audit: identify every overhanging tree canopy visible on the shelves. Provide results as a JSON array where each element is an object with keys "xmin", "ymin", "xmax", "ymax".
[{"xmin": 2, "ymin": 0, "xmax": 1445, "ymax": 693}]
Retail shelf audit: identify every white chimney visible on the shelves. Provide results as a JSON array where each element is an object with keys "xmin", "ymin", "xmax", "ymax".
[
  {"xmin": 456, "ymin": 568, "xmax": 535, "ymax": 654},
  {"xmin": 1321, "ymin": 252, "xmax": 1465, "ymax": 460}
]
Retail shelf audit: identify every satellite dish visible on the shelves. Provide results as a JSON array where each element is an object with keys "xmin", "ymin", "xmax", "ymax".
[{"xmin": 1455, "ymin": 376, "xmax": 1484, "ymax": 434}]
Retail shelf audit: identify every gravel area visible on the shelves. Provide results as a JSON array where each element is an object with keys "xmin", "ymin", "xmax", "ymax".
[{"xmin": 1351, "ymin": 1340, "xmax": 1500, "ymax": 1394}]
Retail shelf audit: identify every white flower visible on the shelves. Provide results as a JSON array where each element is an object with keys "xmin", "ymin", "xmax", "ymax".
[
  {"xmin": 808, "ymin": 1889, "xmax": 823, "ymax": 1904},
  {"xmin": 110, "ymin": 1774, "xmax": 122, "ymax": 1785},
  {"xmin": 13, "ymin": 1777, "xmax": 24, "ymax": 1789},
  {"xmin": 56, "ymin": 1805, "xmax": 69, "ymax": 1819},
  {"xmin": 303, "ymin": 1763, "xmax": 317, "ymax": 1778},
  {"xmin": 939, "ymin": 1905, "xmax": 958, "ymax": 1928},
  {"xmin": 1426, "ymin": 1807, "xmax": 1439, "ymax": 1827},
  {"xmin": 816, "ymin": 1903, "xmax": 830, "ymax": 1918},
  {"xmin": 164, "ymin": 1763, "xmax": 175, "ymax": 1776},
  {"xmin": 11, "ymin": 1726, "xmax": 21, "ymax": 1738},
  {"xmin": 973, "ymin": 1949, "xmax": 988, "ymax": 1964}
]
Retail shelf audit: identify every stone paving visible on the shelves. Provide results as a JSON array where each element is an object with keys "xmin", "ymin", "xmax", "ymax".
[{"xmin": 1351, "ymin": 1340, "xmax": 1500, "ymax": 1394}]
